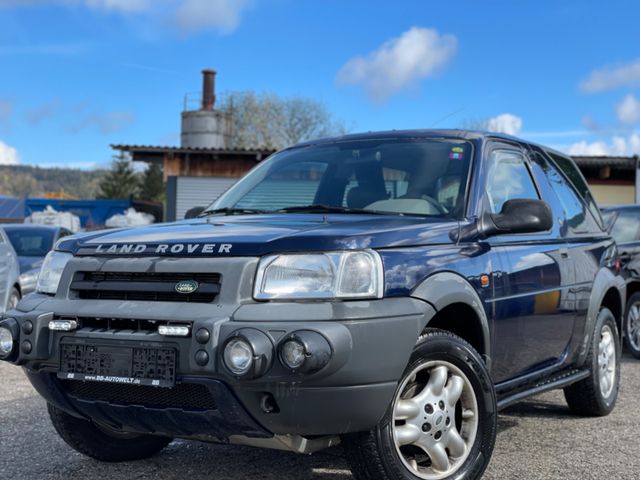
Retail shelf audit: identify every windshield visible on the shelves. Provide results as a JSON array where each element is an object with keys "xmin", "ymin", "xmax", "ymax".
[
  {"xmin": 5, "ymin": 228, "xmax": 55, "ymax": 257},
  {"xmin": 207, "ymin": 138, "xmax": 473, "ymax": 218}
]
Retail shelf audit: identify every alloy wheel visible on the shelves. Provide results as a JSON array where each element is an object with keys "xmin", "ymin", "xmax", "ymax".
[{"xmin": 392, "ymin": 360, "xmax": 478, "ymax": 480}]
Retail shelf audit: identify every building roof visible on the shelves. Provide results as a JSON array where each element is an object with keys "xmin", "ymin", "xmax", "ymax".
[
  {"xmin": 111, "ymin": 144, "xmax": 275, "ymax": 159},
  {"xmin": 572, "ymin": 155, "xmax": 638, "ymax": 170}
]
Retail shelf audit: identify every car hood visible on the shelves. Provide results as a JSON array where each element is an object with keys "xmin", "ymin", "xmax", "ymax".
[
  {"xmin": 59, "ymin": 214, "xmax": 459, "ymax": 257},
  {"xmin": 18, "ymin": 256, "xmax": 44, "ymax": 273}
]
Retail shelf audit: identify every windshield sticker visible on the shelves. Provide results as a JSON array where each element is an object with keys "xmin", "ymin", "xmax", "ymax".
[{"xmin": 449, "ymin": 146, "xmax": 465, "ymax": 159}]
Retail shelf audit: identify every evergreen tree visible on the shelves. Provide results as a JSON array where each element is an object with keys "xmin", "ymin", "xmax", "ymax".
[
  {"xmin": 97, "ymin": 153, "xmax": 140, "ymax": 199},
  {"xmin": 139, "ymin": 162, "xmax": 165, "ymax": 203}
]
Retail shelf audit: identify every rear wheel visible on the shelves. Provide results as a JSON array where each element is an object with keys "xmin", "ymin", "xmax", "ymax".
[
  {"xmin": 343, "ymin": 329, "xmax": 497, "ymax": 480},
  {"xmin": 48, "ymin": 403, "xmax": 172, "ymax": 462},
  {"xmin": 564, "ymin": 307, "xmax": 620, "ymax": 416},
  {"xmin": 7, "ymin": 287, "xmax": 20, "ymax": 310},
  {"xmin": 624, "ymin": 292, "xmax": 640, "ymax": 359}
]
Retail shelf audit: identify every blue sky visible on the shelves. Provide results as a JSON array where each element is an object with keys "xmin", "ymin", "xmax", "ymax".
[{"xmin": 0, "ymin": 0, "xmax": 639, "ymax": 168}]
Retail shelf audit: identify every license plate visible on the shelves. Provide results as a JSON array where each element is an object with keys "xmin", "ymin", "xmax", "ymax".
[{"xmin": 58, "ymin": 343, "xmax": 176, "ymax": 387}]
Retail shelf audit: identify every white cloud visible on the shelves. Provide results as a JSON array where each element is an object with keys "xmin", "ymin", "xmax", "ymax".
[
  {"xmin": 567, "ymin": 140, "xmax": 611, "ymax": 156},
  {"xmin": 336, "ymin": 27, "xmax": 457, "ymax": 102},
  {"xmin": 0, "ymin": 140, "xmax": 19, "ymax": 165},
  {"xmin": 487, "ymin": 113, "xmax": 523, "ymax": 135},
  {"xmin": 616, "ymin": 94, "xmax": 640, "ymax": 125},
  {"xmin": 175, "ymin": 0, "xmax": 252, "ymax": 34},
  {"xmin": 567, "ymin": 133, "xmax": 640, "ymax": 156},
  {"xmin": 580, "ymin": 58, "xmax": 640, "ymax": 93}
]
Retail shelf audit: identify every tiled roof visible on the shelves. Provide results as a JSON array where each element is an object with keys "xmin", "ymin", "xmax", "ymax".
[{"xmin": 111, "ymin": 144, "xmax": 275, "ymax": 156}]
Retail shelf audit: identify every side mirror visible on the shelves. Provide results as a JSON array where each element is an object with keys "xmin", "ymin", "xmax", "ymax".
[
  {"xmin": 483, "ymin": 198, "xmax": 553, "ymax": 237},
  {"xmin": 184, "ymin": 206, "xmax": 206, "ymax": 219}
]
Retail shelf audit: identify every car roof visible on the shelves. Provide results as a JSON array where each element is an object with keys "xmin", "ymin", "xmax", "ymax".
[
  {"xmin": 290, "ymin": 128, "xmax": 574, "ymax": 159},
  {"xmin": 291, "ymin": 129, "xmax": 522, "ymax": 147}
]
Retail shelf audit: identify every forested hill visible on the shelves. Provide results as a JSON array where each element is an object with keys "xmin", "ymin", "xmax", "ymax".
[{"xmin": 0, "ymin": 165, "xmax": 106, "ymax": 199}]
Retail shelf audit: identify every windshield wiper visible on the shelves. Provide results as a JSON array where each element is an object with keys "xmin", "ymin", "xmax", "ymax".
[
  {"xmin": 201, "ymin": 207, "xmax": 267, "ymax": 216},
  {"xmin": 275, "ymin": 204, "xmax": 386, "ymax": 215}
]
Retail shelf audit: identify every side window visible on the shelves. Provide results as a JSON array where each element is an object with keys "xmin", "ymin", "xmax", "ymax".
[
  {"xmin": 543, "ymin": 160, "xmax": 599, "ymax": 234},
  {"xmin": 610, "ymin": 211, "xmax": 640, "ymax": 243},
  {"xmin": 486, "ymin": 149, "xmax": 539, "ymax": 213},
  {"xmin": 547, "ymin": 151, "xmax": 604, "ymax": 229}
]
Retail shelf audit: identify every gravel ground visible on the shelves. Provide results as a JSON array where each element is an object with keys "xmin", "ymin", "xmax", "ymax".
[{"xmin": 1, "ymin": 356, "xmax": 639, "ymax": 480}]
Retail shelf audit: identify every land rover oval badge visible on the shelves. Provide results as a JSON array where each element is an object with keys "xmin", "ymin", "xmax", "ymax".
[{"xmin": 175, "ymin": 280, "xmax": 199, "ymax": 294}]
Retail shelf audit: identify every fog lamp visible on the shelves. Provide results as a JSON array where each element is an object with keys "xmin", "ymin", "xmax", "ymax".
[
  {"xmin": 280, "ymin": 338, "xmax": 307, "ymax": 370},
  {"xmin": 222, "ymin": 329, "xmax": 274, "ymax": 379},
  {"xmin": 278, "ymin": 331, "xmax": 332, "ymax": 374},
  {"xmin": 0, "ymin": 327, "xmax": 14, "ymax": 359},
  {"xmin": 223, "ymin": 338, "xmax": 254, "ymax": 375}
]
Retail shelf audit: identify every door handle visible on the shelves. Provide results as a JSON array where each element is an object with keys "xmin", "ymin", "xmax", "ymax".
[{"xmin": 559, "ymin": 248, "xmax": 569, "ymax": 259}]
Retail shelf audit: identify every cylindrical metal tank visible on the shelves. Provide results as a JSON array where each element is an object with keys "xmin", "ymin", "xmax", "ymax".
[
  {"xmin": 180, "ymin": 69, "xmax": 230, "ymax": 149},
  {"xmin": 181, "ymin": 110, "xmax": 230, "ymax": 149}
]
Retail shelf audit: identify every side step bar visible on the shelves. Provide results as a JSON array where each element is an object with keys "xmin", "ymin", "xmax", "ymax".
[{"xmin": 497, "ymin": 368, "xmax": 590, "ymax": 411}]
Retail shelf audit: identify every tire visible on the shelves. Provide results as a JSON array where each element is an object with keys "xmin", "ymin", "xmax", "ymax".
[
  {"xmin": 48, "ymin": 403, "xmax": 172, "ymax": 462},
  {"xmin": 7, "ymin": 287, "xmax": 20, "ymax": 310},
  {"xmin": 564, "ymin": 307, "xmax": 620, "ymax": 416},
  {"xmin": 342, "ymin": 329, "xmax": 497, "ymax": 480},
  {"xmin": 623, "ymin": 292, "xmax": 640, "ymax": 359}
]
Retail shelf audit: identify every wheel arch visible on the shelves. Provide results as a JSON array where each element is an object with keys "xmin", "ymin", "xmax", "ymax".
[
  {"xmin": 576, "ymin": 268, "xmax": 625, "ymax": 367},
  {"xmin": 411, "ymin": 271, "xmax": 491, "ymax": 368}
]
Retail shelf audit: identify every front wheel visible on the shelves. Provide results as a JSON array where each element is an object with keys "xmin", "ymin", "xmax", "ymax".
[
  {"xmin": 343, "ymin": 329, "xmax": 497, "ymax": 480},
  {"xmin": 564, "ymin": 307, "xmax": 620, "ymax": 416},
  {"xmin": 48, "ymin": 403, "xmax": 172, "ymax": 462},
  {"xmin": 624, "ymin": 292, "xmax": 640, "ymax": 359}
]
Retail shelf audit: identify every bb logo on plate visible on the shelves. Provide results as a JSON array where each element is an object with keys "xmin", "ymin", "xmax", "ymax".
[{"xmin": 175, "ymin": 280, "xmax": 199, "ymax": 294}]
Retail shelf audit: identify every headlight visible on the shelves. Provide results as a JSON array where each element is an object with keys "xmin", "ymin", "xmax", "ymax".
[
  {"xmin": 36, "ymin": 251, "xmax": 73, "ymax": 295},
  {"xmin": 254, "ymin": 250, "xmax": 383, "ymax": 300}
]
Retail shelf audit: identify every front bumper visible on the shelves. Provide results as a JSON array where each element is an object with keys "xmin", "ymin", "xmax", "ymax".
[{"xmin": 2, "ymin": 294, "xmax": 433, "ymax": 439}]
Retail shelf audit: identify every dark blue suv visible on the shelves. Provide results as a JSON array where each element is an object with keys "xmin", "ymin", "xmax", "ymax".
[{"xmin": 0, "ymin": 130, "xmax": 625, "ymax": 480}]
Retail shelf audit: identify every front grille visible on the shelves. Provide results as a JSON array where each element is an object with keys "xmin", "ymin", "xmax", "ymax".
[
  {"xmin": 61, "ymin": 380, "xmax": 217, "ymax": 410},
  {"xmin": 69, "ymin": 316, "xmax": 178, "ymax": 333},
  {"xmin": 71, "ymin": 271, "xmax": 221, "ymax": 303}
]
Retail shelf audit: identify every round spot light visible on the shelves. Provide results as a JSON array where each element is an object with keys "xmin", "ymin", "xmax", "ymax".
[
  {"xmin": 222, "ymin": 329, "xmax": 274, "ymax": 379},
  {"xmin": 223, "ymin": 338, "xmax": 254, "ymax": 376},
  {"xmin": 278, "ymin": 331, "xmax": 332, "ymax": 374},
  {"xmin": 0, "ymin": 327, "xmax": 14, "ymax": 359},
  {"xmin": 280, "ymin": 338, "xmax": 306, "ymax": 370}
]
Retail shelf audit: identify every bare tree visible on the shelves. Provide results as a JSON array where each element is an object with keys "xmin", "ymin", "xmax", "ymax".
[
  {"xmin": 219, "ymin": 92, "xmax": 348, "ymax": 150},
  {"xmin": 459, "ymin": 118, "xmax": 490, "ymax": 131}
]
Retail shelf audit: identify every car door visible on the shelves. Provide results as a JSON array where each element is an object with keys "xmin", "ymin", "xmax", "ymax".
[
  {"xmin": 542, "ymin": 151, "xmax": 609, "ymax": 342},
  {"xmin": 485, "ymin": 143, "xmax": 575, "ymax": 383}
]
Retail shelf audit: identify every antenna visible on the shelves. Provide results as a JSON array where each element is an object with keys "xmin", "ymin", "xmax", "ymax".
[{"xmin": 429, "ymin": 107, "xmax": 465, "ymax": 128}]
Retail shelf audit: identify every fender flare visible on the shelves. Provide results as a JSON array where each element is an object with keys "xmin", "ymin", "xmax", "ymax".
[
  {"xmin": 410, "ymin": 271, "xmax": 491, "ymax": 364},
  {"xmin": 577, "ymin": 268, "xmax": 626, "ymax": 367}
]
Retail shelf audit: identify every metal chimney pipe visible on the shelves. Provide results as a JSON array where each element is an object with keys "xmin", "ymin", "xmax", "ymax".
[{"xmin": 201, "ymin": 69, "xmax": 216, "ymax": 111}]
